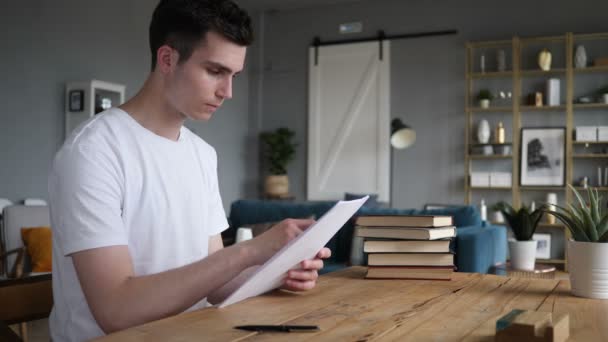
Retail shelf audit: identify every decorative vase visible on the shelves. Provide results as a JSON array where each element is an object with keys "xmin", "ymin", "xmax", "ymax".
[
  {"xmin": 477, "ymin": 119, "xmax": 491, "ymax": 144},
  {"xmin": 538, "ymin": 49, "xmax": 552, "ymax": 71},
  {"xmin": 546, "ymin": 193, "xmax": 557, "ymax": 224},
  {"xmin": 575, "ymin": 45, "xmax": 587, "ymax": 68},
  {"xmin": 568, "ymin": 240, "xmax": 608, "ymax": 299},
  {"xmin": 495, "ymin": 121, "xmax": 505, "ymax": 144},
  {"xmin": 264, "ymin": 175, "xmax": 289, "ymax": 197},
  {"xmin": 508, "ymin": 239, "xmax": 537, "ymax": 271},
  {"xmin": 497, "ymin": 49, "xmax": 506, "ymax": 72}
]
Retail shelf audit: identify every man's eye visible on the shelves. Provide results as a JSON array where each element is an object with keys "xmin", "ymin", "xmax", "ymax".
[{"xmin": 208, "ymin": 69, "xmax": 221, "ymax": 76}]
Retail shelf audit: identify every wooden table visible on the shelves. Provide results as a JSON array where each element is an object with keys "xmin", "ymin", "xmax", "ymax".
[{"xmin": 98, "ymin": 267, "xmax": 608, "ymax": 341}]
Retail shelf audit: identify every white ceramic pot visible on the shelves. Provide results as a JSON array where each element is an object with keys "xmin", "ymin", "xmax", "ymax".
[
  {"xmin": 603, "ymin": 93, "xmax": 608, "ymax": 104},
  {"xmin": 568, "ymin": 240, "xmax": 608, "ymax": 299},
  {"xmin": 479, "ymin": 99, "xmax": 490, "ymax": 109},
  {"xmin": 509, "ymin": 240, "xmax": 537, "ymax": 270},
  {"xmin": 492, "ymin": 211, "xmax": 505, "ymax": 223}
]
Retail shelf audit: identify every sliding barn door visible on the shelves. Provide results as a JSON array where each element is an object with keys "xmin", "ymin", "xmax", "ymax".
[{"xmin": 308, "ymin": 41, "xmax": 390, "ymax": 202}]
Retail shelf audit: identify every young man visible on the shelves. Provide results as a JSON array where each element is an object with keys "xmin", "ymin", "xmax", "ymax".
[{"xmin": 48, "ymin": 1, "xmax": 330, "ymax": 340}]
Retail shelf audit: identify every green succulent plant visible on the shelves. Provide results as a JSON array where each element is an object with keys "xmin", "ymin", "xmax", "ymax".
[
  {"xmin": 260, "ymin": 127, "xmax": 297, "ymax": 175},
  {"xmin": 597, "ymin": 85, "xmax": 608, "ymax": 95},
  {"xmin": 494, "ymin": 202, "xmax": 547, "ymax": 241},
  {"xmin": 543, "ymin": 185, "xmax": 608, "ymax": 242},
  {"xmin": 477, "ymin": 89, "xmax": 494, "ymax": 101}
]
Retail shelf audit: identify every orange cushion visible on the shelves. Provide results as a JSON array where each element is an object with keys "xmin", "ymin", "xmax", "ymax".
[{"xmin": 21, "ymin": 226, "xmax": 52, "ymax": 272}]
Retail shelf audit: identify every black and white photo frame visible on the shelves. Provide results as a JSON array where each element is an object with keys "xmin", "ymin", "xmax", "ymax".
[
  {"xmin": 520, "ymin": 127, "xmax": 566, "ymax": 187},
  {"xmin": 69, "ymin": 90, "xmax": 84, "ymax": 112}
]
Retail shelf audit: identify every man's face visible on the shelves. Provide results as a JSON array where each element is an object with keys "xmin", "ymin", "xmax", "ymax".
[{"xmin": 165, "ymin": 31, "xmax": 246, "ymax": 121}]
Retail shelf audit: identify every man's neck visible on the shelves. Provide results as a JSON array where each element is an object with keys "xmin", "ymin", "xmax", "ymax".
[{"xmin": 119, "ymin": 74, "xmax": 185, "ymax": 141}]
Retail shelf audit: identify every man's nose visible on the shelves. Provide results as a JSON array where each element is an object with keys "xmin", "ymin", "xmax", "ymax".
[{"xmin": 217, "ymin": 77, "xmax": 233, "ymax": 100}]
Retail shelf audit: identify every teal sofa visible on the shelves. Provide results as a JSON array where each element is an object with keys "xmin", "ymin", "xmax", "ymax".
[{"xmin": 226, "ymin": 200, "xmax": 507, "ymax": 274}]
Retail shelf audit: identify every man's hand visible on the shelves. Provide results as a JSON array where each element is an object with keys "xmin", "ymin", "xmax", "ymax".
[
  {"xmin": 246, "ymin": 218, "xmax": 315, "ymax": 264},
  {"xmin": 242, "ymin": 218, "xmax": 332, "ymax": 291},
  {"xmin": 282, "ymin": 247, "xmax": 331, "ymax": 291}
]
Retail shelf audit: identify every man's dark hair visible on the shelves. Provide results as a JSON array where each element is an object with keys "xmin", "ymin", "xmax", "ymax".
[{"xmin": 149, "ymin": 0, "xmax": 253, "ymax": 70}]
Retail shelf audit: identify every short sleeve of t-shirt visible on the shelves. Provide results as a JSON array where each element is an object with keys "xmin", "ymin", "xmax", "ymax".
[
  {"xmin": 49, "ymin": 144, "xmax": 127, "ymax": 256},
  {"xmin": 206, "ymin": 148, "xmax": 229, "ymax": 236}
]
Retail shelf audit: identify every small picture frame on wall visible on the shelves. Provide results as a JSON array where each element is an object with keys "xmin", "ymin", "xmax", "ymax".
[
  {"xmin": 533, "ymin": 233, "xmax": 551, "ymax": 259},
  {"xmin": 520, "ymin": 127, "xmax": 566, "ymax": 187},
  {"xmin": 69, "ymin": 90, "xmax": 84, "ymax": 112}
]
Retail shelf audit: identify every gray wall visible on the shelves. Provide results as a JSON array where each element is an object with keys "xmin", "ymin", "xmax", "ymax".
[
  {"xmin": 0, "ymin": 0, "xmax": 254, "ymax": 211},
  {"xmin": 3, "ymin": 0, "xmax": 608, "ymax": 212},
  {"xmin": 257, "ymin": 0, "xmax": 608, "ymax": 209}
]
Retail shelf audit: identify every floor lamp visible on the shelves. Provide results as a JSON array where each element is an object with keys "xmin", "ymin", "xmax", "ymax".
[{"xmin": 390, "ymin": 118, "xmax": 416, "ymax": 207}]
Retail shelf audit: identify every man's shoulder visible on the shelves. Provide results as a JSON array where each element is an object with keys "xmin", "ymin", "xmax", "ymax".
[
  {"xmin": 183, "ymin": 128, "xmax": 217, "ymax": 159},
  {"xmin": 64, "ymin": 108, "xmax": 126, "ymax": 149}
]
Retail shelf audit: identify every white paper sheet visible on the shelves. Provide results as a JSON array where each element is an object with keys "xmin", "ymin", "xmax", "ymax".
[{"xmin": 218, "ymin": 196, "xmax": 368, "ymax": 308}]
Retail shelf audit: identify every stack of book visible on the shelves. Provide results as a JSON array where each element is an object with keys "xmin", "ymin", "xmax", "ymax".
[{"xmin": 356, "ymin": 215, "xmax": 456, "ymax": 280}]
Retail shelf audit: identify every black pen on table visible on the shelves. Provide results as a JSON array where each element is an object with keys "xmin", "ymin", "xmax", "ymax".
[{"xmin": 234, "ymin": 324, "xmax": 320, "ymax": 332}]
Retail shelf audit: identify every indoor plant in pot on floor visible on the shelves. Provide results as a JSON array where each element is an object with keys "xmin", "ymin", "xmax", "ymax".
[
  {"xmin": 495, "ymin": 202, "xmax": 546, "ymax": 270},
  {"xmin": 544, "ymin": 185, "xmax": 608, "ymax": 299},
  {"xmin": 260, "ymin": 127, "xmax": 297, "ymax": 198}
]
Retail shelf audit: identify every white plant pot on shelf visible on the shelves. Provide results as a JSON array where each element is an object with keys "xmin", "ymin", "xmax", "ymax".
[
  {"xmin": 603, "ymin": 93, "xmax": 608, "ymax": 104},
  {"xmin": 568, "ymin": 240, "xmax": 608, "ymax": 299},
  {"xmin": 479, "ymin": 99, "xmax": 490, "ymax": 108},
  {"xmin": 509, "ymin": 239, "xmax": 537, "ymax": 271}
]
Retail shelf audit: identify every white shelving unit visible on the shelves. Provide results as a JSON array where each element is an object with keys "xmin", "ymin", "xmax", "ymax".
[{"xmin": 65, "ymin": 79, "xmax": 125, "ymax": 137}]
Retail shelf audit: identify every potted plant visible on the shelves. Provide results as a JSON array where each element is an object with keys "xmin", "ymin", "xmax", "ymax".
[
  {"xmin": 477, "ymin": 89, "xmax": 494, "ymax": 109},
  {"xmin": 495, "ymin": 202, "xmax": 546, "ymax": 270},
  {"xmin": 260, "ymin": 127, "xmax": 297, "ymax": 197},
  {"xmin": 597, "ymin": 85, "xmax": 608, "ymax": 104},
  {"xmin": 544, "ymin": 185, "xmax": 608, "ymax": 299},
  {"xmin": 490, "ymin": 203, "xmax": 505, "ymax": 224}
]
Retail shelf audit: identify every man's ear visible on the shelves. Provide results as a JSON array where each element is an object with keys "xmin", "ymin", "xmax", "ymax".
[{"xmin": 156, "ymin": 45, "xmax": 179, "ymax": 73}]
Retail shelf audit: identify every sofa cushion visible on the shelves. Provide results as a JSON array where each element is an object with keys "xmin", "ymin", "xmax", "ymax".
[
  {"xmin": 228, "ymin": 200, "xmax": 335, "ymax": 229},
  {"xmin": 344, "ymin": 193, "xmax": 380, "ymax": 208}
]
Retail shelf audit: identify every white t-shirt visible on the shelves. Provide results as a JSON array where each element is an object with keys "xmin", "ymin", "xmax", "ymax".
[{"xmin": 48, "ymin": 108, "xmax": 228, "ymax": 341}]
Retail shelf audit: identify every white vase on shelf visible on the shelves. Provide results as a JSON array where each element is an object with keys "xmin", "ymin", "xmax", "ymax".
[
  {"xmin": 575, "ymin": 45, "xmax": 587, "ymax": 69},
  {"xmin": 477, "ymin": 119, "xmax": 491, "ymax": 144}
]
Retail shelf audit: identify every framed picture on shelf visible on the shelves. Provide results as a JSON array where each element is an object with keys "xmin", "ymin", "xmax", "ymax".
[
  {"xmin": 69, "ymin": 90, "xmax": 84, "ymax": 112},
  {"xmin": 519, "ymin": 127, "xmax": 566, "ymax": 186},
  {"xmin": 533, "ymin": 233, "xmax": 551, "ymax": 259}
]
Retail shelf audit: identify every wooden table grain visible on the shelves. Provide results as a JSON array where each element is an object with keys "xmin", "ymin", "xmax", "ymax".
[{"xmin": 97, "ymin": 267, "xmax": 608, "ymax": 341}]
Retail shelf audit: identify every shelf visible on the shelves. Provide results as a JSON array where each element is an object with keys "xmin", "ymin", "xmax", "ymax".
[
  {"xmin": 469, "ymin": 154, "xmax": 512, "ymax": 159},
  {"xmin": 573, "ymin": 154, "xmax": 608, "ymax": 158},
  {"xmin": 573, "ymin": 103, "xmax": 608, "ymax": 109},
  {"xmin": 470, "ymin": 143, "xmax": 513, "ymax": 146},
  {"xmin": 520, "ymin": 35, "xmax": 566, "ymax": 44},
  {"xmin": 520, "ymin": 186, "xmax": 566, "ymax": 191},
  {"xmin": 470, "ymin": 71, "xmax": 513, "ymax": 79},
  {"xmin": 520, "ymin": 68, "xmax": 566, "ymax": 77},
  {"xmin": 520, "ymin": 105, "xmax": 566, "ymax": 111},
  {"xmin": 537, "ymin": 259, "xmax": 566, "ymax": 264},
  {"xmin": 573, "ymin": 65, "xmax": 608, "ymax": 74},
  {"xmin": 469, "ymin": 106, "xmax": 512, "ymax": 113},
  {"xmin": 573, "ymin": 141, "xmax": 608, "ymax": 145},
  {"xmin": 573, "ymin": 187, "xmax": 608, "ymax": 191},
  {"xmin": 470, "ymin": 186, "xmax": 512, "ymax": 190}
]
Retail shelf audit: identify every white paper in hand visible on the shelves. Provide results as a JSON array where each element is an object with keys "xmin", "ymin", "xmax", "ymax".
[{"xmin": 218, "ymin": 196, "xmax": 368, "ymax": 308}]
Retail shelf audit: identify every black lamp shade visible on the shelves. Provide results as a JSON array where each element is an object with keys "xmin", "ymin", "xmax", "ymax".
[{"xmin": 390, "ymin": 118, "xmax": 416, "ymax": 149}]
